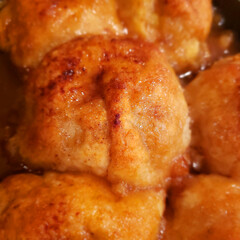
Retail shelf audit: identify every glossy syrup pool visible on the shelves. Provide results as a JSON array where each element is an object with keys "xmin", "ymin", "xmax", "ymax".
[{"xmin": 0, "ymin": 53, "xmax": 24, "ymax": 179}]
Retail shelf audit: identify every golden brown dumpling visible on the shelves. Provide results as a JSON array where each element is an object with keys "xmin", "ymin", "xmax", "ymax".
[
  {"xmin": 0, "ymin": 172, "xmax": 165, "ymax": 239},
  {"xmin": 0, "ymin": 0, "xmax": 124, "ymax": 67},
  {"xmin": 186, "ymin": 54, "xmax": 240, "ymax": 179},
  {"xmin": 164, "ymin": 175, "xmax": 240, "ymax": 240},
  {"xmin": 0, "ymin": 0, "xmax": 212, "ymax": 71},
  {"xmin": 116, "ymin": 0, "xmax": 213, "ymax": 71},
  {"xmin": 8, "ymin": 37, "xmax": 190, "ymax": 191}
]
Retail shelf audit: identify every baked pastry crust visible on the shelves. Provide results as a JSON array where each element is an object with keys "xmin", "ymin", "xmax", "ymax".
[
  {"xmin": 8, "ymin": 37, "xmax": 190, "ymax": 191},
  {"xmin": 186, "ymin": 54, "xmax": 240, "ymax": 178},
  {"xmin": 0, "ymin": 0, "xmax": 124, "ymax": 67},
  {"xmin": 165, "ymin": 175, "xmax": 240, "ymax": 240},
  {"xmin": 0, "ymin": 172, "xmax": 165, "ymax": 239}
]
